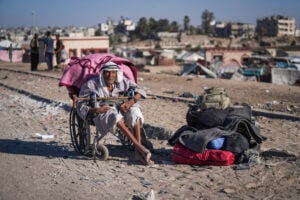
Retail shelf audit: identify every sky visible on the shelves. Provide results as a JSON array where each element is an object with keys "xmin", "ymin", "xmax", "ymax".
[{"xmin": 0, "ymin": 0, "xmax": 300, "ymax": 28}]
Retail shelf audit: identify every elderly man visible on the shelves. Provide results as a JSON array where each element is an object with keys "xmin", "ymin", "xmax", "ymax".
[{"xmin": 77, "ymin": 61, "xmax": 152, "ymax": 165}]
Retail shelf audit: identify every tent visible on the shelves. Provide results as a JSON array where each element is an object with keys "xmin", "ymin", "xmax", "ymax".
[
  {"xmin": 181, "ymin": 52, "xmax": 204, "ymax": 63},
  {"xmin": 0, "ymin": 40, "xmax": 22, "ymax": 49},
  {"xmin": 175, "ymin": 50, "xmax": 188, "ymax": 61}
]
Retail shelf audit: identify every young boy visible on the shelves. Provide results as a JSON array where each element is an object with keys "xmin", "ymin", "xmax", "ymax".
[{"xmin": 59, "ymin": 45, "xmax": 68, "ymax": 72}]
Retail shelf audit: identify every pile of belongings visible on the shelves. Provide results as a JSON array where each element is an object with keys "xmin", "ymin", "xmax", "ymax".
[{"xmin": 168, "ymin": 87, "xmax": 267, "ymax": 169}]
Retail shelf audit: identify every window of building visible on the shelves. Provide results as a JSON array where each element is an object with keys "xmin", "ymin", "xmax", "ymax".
[
  {"xmin": 213, "ymin": 55, "xmax": 223, "ymax": 62},
  {"xmin": 81, "ymin": 48, "xmax": 108, "ymax": 56},
  {"xmin": 69, "ymin": 49, "xmax": 77, "ymax": 58}
]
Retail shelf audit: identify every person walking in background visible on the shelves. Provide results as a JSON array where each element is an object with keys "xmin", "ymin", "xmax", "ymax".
[
  {"xmin": 30, "ymin": 33, "xmax": 39, "ymax": 71},
  {"xmin": 43, "ymin": 31, "xmax": 54, "ymax": 71},
  {"xmin": 54, "ymin": 34, "xmax": 63, "ymax": 69},
  {"xmin": 59, "ymin": 44, "xmax": 68, "ymax": 72}
]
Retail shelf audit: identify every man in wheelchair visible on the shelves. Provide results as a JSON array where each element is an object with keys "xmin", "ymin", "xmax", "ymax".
[{"xmin": 76, "ymin": 61, "xmax": 152, "ymax": 165}]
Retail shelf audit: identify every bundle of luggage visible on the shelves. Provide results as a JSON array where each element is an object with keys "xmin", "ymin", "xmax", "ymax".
[{"xmin": 168, "ymin": 87, "xmax": 267, "ymax": 167}]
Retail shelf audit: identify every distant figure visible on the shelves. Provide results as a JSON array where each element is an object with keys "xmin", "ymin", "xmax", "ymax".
[
  {"xmin": 30, "ymin": 33, "xmax": 39, "ymax": 71},
  {"xmin": 59, "ymin": 44, "xmax": 68, "ymax": 72},
  {"xmin": 8, "ymin": 43, "xmax": 13, "ymax": 62},
  {"xmin": 54, "ymin": 34, "xmax": 63, "ymax": 68},
  {"xmin": 43, "ymin": 31, "xmax": 54, "ymax": 71}
]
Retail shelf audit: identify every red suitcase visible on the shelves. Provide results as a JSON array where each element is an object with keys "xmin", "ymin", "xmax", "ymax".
[{"xmin": 172, "ymin": 144, "xmax": 235, "ymax": 166}]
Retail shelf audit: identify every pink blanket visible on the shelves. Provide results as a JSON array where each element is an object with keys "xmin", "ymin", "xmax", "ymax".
[{"xmin": 58, "ymin": 53, "xmax": 137, "ymax": 97}]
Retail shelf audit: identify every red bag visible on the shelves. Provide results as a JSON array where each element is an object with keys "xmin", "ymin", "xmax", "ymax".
[{"xmin": 172, "ymin": 144, "xmax": 235, "ymax": 166}]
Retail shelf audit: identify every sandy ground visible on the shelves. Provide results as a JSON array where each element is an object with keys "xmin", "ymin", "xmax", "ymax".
[{"xmin": 0, "ymin": 62, "xmax": 299, "ymax": 200}]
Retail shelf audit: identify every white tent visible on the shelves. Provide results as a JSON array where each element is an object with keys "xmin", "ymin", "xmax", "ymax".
[
  {"xmin": 142, "ymin": 51, "xmax": 151, "ymax": 57},
  {"xmin": 175, "ymin": 50, "xmax": 188, "ymax": 60},
  {"xmin": 182, "ymin": 52, "xmax": 204, "ymax": 62},
  {"xmin": 0, "ymin": 40, "xmax": 22, "ymax": 49},
  {"xmin": 160, "ymin": 49, "xmax": 176, "ymax": 59}
]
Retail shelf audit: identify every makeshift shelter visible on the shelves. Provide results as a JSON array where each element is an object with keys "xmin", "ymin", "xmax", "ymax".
[
  {"xmin": 158, "ymin": 49, "xmax": 176, "ymax": 66},
  {"xmin": 181, "ymin": 52, "xmax": 204, "ymax": 63},
  {"xmin": 272, "ymin": 68, "xmax": 300, "ymax": 85},
  {"xmin": 0, "ymin": 40, "xmax": 24, "ymax": 62},
  {"xmin": 218, "ymin": 59, "xmax": 242, "ymax": 78},
  {"xmin": 175, "ymin": 50, "xmax": 188, "ymax": 62},
  {"xmin": 0, "ymin": 40, "xmax": 22, "ymax": 49},
  {"xmin": 181, "ymin": 63, "xmax": 217, "ymax": 78},
  {"xmin": 291, "ymin": 57, "xmax": 300, "ymax": 71}
]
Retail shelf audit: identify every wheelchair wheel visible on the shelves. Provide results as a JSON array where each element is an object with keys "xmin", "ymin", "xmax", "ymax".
[
  {"xmin": 69, "ymin": 107, "xmax": 91, "ymax": 155},
  {"xmin": 94, "ymin": 143, "xmax": 109, "ymax": 161},
  {"xmin": 116, "ymin": 129, "xmax": 134, "ymax": 150},
  {"xmin": 116, "ymin": 127, "xmax": 153, "ymax": 152}
]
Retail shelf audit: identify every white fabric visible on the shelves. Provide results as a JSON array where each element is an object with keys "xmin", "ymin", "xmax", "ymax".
[
  {"xmin": 98, "ymin": 66, "xmax": 124, "ymax": 93},
  {"xmin": 77, "ymin": 75, "xmax": 147, "ymax": 136}
]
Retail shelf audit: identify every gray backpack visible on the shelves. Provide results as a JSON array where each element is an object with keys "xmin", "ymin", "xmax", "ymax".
[{"xmin": 196, "ymin": 87, "xmax": 230, "ymax": 110}]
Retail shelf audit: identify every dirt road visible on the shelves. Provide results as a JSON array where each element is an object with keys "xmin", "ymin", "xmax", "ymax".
[{"xmin": 0, "ymin": 63, "xmax": 299, "ymax": 200}]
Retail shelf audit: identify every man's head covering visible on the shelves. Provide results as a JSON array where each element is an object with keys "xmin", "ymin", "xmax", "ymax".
[
  {"xmin": 101, "ymin": 61, "xmax": 119, "ymax": 71},
  {"xmin": 99, "ymin": 61, "xmax": 123, "ymax": 85}
]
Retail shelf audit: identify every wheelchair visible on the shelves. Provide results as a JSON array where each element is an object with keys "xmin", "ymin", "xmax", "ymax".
[
  {"xmin": 69, "ymin": 94, "xmax": 153, "ymax": 161},
  {"xmin": 58, "ymin": 53, "xmax": 153, "ymax": 161}
]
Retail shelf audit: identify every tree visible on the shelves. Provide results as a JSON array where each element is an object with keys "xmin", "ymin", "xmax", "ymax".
[
  {"xmin": 189, "ymin": 26, "xmax": 196, "ymax": 35},
  {"xmin": 201, "ymin": 9, "xmax": 215, "ymax": 35},
  {"xmin": 155, "ymin": 43, "xmax": 162, "ymax": 49},
  {"xmin": 148, "ymin": 17, "xmax": 157, "ymax": 31},
  {"xmin": 134, "ymin": 17, "xmax": 149, "ymax": 39},
  {"xmin": 95, "ymin": 29, "xmax": 103, "ymax": 36},
  {"xmin": 169, "ymin": 21, "xmax": 179, "ymax": 32},
  {"xmin": 157, "ymin": 18, "xmax": 169, "ymax": 32},
  {"xmin": 177, "ymin": 30, "xmax": 182, "ymax": 42},
  {"xmin": 130, "ymin": 16, "xmax": 199, "ymax": 42},
  {"xmin": 148, "ymin": 17, "xmax": 157, "ymax": 39},
  {"xmin": 183, "ymin": 16, "xmax": 190, "ymax": 33}
]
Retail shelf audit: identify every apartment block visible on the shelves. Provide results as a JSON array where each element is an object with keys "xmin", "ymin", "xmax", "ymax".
[{"xmin": 256, "ymin": 15, "xmax": 296, "ymax": 37}]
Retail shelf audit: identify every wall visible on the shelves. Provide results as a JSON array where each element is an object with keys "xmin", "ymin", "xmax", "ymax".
[
  {"xmin": 204, "ymin": 47, "xmax": 252, "ymax": 64},
  {"xmin": 39, "ymin": 36, "xmax": 109, "ymax": 66},
  {"xmin": 0, "ymin": 50, "xmax": 24, "ymax": 62}
]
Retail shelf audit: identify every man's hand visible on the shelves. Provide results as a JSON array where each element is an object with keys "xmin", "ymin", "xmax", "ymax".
[
  {"xmin": 121, "ymin": 93, "xmax": 141, "ymax": 112},
  {"xmin": 96, "ymin": 105, "xmax": 111, "ymax": 113},
  {"xmin": 120, "ymin": 99, "xmax": 135, "ymax": 113},
  {"xmin": 89, "ymin": 105, "xmax": 110, "ymax": 115}
]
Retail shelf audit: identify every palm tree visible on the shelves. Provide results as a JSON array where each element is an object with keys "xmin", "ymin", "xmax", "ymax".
[{"xmin": 184, "ymin": 16, "xmax": 190, "ymax": 34}]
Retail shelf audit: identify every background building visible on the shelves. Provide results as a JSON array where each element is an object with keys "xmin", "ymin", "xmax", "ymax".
[
  {"xmin": 256, "ymin": 15, "xmax": 296, "ymax": 37},
  {"xmin": 215, "ymin": 22, "xmax": 255, "ymax": 39},
  {"xmin": 38, "ymin": 36, "xmax": 109, "ymax": 66}
]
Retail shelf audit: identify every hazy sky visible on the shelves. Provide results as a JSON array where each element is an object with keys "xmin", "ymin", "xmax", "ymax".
[{"xmin": 0, "ymin": 0, "xmax": 299, "ymax": 28}]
